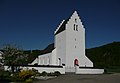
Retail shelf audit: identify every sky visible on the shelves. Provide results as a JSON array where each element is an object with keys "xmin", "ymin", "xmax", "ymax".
[{"xmin": 0, "ymin": 0, "xmax": 120, "ymax": 50}]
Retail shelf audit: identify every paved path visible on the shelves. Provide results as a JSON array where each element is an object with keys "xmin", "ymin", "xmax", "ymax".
[{"xmin": 34, "ymin": 73, "xmax": 120, "ymax": 83}]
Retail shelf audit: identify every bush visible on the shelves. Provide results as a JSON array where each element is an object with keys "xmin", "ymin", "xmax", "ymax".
[
  {"xmin": 31, "ymin": 68, "xmax": 40, "ymax": 76},
  {"xmin": 26, "ymin": 78, "xmax": 33, "ymax": 83},
  {"xmin": 0, "ymin": 71, "xmax": 11, "ymax": 81},
  {"xmin": 41, "ymin": 71, "xmax": 47, "ymax": 76},
  {"xmin": 39, "ymin": 71, "xmax": 61, "ymax": 76},
  {"xmin": 47, "ymin": 72, "xmax": 55, "ymax": 76},
  {"xmin": 0, "ymin": 70, "xmax": 36, "ymax": 82},
  {"xmin": 54, "ymin": 71, "xmax": 61, "ymax": 76},
  {"xmin": 11, "ymin": 72, "xmax": 20, "ymax": 81},
  {"xmin": 19, "ymin": 69, "xmax": 35, "ymax": 81}
]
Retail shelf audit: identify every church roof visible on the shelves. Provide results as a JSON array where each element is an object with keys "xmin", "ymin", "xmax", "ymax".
[
  {"xmin": 41, "ymin": 43, "xmax": 54, "ymax": 55},
  {"xmin": 28, "ymin": 43, "xmax": 54, "ymax": 63},
  {"xmin": 55, "ymin": 19, "xmax": 69, "ymax": 35},
  {"xmin": 37, "ymin": 43, "xmax": 54, "ymax": 56}
]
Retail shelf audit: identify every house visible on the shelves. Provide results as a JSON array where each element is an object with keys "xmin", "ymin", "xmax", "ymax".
[
  {"xmin": 0, "ymin": 51, "xmax": 3, "ymax": 65},
  {"xmin": 0, "ymin": 51, "xmax": 4, "ymax": 70}
]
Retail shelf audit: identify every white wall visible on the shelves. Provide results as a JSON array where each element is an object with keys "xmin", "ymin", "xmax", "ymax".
[
  {"xmin": 24, "ymin": 66, "xmax": 65, "ymax": 74},
  {"xmin": 75, "ymin": 66, "xmax": 104, "ymax": 74},
  {"xmin": 51, "ymin": 49, "xmax": 57, "ymax": 65},
  {"xmin": 4, "ymin": 66, "xmax": 11, "ymax": 71},
  {"xmin": 30, "ymin": 53, "xmax": 52, "ymax": 65},
  {"xmin": 55, "ymin": 31, "xmax": 66, "ymax": 66},
  {"xmin": 66, "ymin": 11, "xmax": 93, "ymax": 68},
  {"xmin": 38, "ymin": 53, "xmax": 52, "ymax": 65}
]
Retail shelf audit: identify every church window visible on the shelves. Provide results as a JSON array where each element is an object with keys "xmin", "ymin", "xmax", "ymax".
[
  {"xmin": 74, "ymin": 24, "xmax": 78, "ymax": 31},
  {"xmin": 74, "ymin": 24, "xmax": 76, "ymax": 30},
  {"xmin": 75, "ymin": 18, "xmax": 77, "ymax": 23},
  {"xmin": 75, "ymin": 46, "xmax": 76, "ymax": 48},
  {"xmin": 76, "ymin": 27, "xmax": 78, "ymax": 31},
  {"xmin": 58, "ymin": 58, "xmax": 61, "ymax": 66},
  {"xmin": 75, "ymin": 38, "xmax": 76, "ymax": 41},
  {"xmin": 76, "ymin": 25, "xmax": 78, "ymax": 31}
]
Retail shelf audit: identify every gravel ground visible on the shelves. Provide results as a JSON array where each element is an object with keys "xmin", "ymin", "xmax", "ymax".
[{"xmin": 34, "ymin": 73, "xmax": 120, "ymax": 83}]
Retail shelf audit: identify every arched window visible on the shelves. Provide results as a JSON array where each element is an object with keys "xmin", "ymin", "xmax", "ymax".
[
  {"xmin": 75, "ymin": 45, "xmax": 76, "ymax": 48},
  {"xmin": 75, "ymin": 38, "xmax": 76, "ymax": 41},
  {"xmin": 74, "ymin": 24, "xmax": 75, "ymax": 30},
  {"xmin": 76, "ymin": 25, "xmax": 78, "ymax": 31},
  {"xmin": 58, "ymin": 58, "xmax": 61, "ymax": 66},
  {"xmin": 75, "ymin": 18, "xmax": 77, "ymax": 23}
]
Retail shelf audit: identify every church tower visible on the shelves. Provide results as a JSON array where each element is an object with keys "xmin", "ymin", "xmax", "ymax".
[
  {"xmin": 54, "ymin": 11, "xmax": 93, "ymax": 72},
  {"xmin": 30, "ymin": 11, "xmax": 104, "ymax": 74}
]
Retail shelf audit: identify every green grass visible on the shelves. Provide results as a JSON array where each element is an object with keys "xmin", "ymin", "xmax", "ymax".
[{"xmin": 105, "ymin": 68, "xmax": 120, "ymax": 73}]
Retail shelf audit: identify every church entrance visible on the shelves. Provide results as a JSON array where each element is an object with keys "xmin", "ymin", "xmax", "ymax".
[
  {"xmin": 74, "ymin": 59, "xmax": 79, "ymax": 66},
  {"xmin": 65, "ymin": 59, "xmax": 79, "ymax": 73}
]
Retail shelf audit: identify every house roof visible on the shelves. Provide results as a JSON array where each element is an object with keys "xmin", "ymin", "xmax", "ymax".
[{"xmin": 55, "ymin": 19, "xmax": 69, "ymax": 35}]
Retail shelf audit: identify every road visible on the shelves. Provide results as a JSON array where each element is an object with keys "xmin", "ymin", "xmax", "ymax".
[{"xmin": 34, "ymin": 73, "xmax": 120, "ymax": 83}]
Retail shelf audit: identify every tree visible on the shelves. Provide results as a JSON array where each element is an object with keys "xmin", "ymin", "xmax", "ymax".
[{"xmin": 1, "ymin": 44, "xmax": 28, "ymax": 72}]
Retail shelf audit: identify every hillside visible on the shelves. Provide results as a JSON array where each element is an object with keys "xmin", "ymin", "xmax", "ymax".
[
  {"xmin": 26, "ymin": 42, "xmax": 120, "ymax": 68},
  {"xmin": 86, "ymin": 42, "xmax": 120, "ymax": 68}
]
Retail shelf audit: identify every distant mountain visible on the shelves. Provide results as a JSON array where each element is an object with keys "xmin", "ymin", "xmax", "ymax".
[{"xmin": 86, "ymin": 42, "xmax": 120, "ymax": 68}]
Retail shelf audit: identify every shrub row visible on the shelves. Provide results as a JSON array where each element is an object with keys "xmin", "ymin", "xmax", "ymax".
[
  {"xmin": 39, "ymin": 71, "xmax": 61, "ymax": 76},
  {"xmin": 0, "ymin": 69, "xmax": 61, "ymax": 83}
]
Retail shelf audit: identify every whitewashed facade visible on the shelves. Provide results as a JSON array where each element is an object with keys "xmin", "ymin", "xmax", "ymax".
[
  {"xmin": 31, "ymin": 11, "xmax": 93, "ymax": 71},
  {"xmin": 56, "ymin": 11, "xmax": 93, "ymax": 68},
  {"xmin": 30, "ymin": 11, "xmax": 104, "ymax": 74}
]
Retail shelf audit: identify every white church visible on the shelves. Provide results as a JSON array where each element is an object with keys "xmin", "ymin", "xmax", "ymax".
[{"xmin": 29, "ymin": 11, "xmax": 104, "ymax": 74}]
